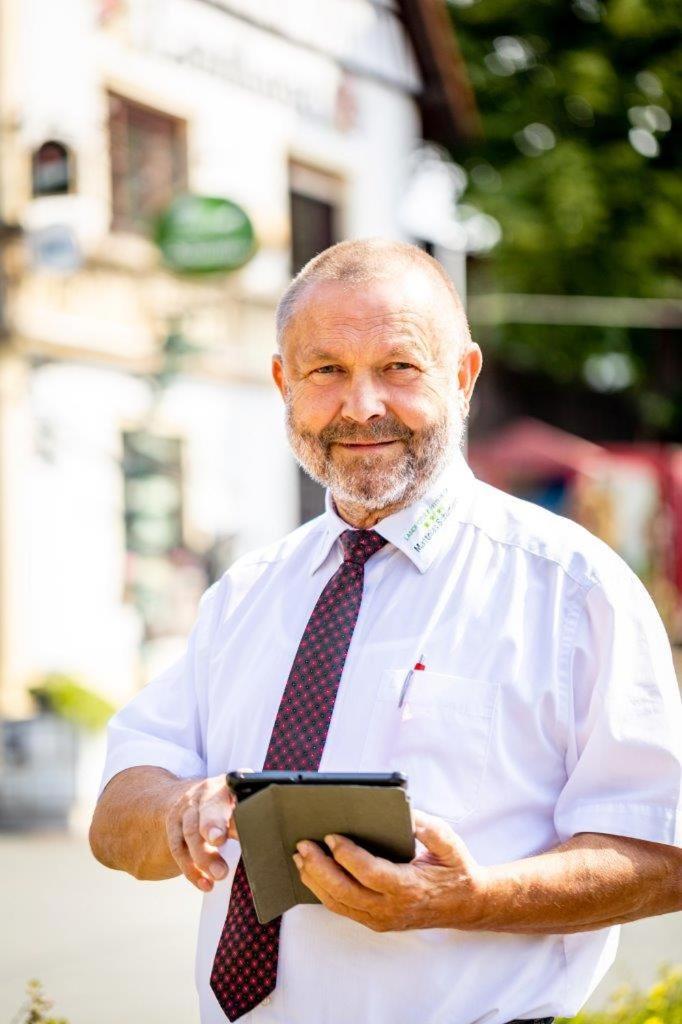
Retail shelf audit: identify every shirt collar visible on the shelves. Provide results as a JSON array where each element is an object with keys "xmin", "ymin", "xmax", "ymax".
[{"xmin": 309, "ymin": 448, "xmax": 476, "ymax": 576}]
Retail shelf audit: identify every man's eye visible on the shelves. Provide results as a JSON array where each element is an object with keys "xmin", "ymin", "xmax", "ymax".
[
  {"xmin": 387, "ymin": 362, "xmax": 416, "ymax": 371},
  {"xmin": 312, "ymin": 365, "xmax": 340, "ymax": 375}
]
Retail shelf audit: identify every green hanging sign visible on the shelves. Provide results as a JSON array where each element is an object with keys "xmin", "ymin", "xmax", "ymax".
[{"xmin": 154, "ymin": 194, "xmax": 256, "ymax": 274}]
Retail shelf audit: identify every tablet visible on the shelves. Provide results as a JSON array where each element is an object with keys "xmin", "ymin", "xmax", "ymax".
[
  {"xmin": 229, "ymin": 773, "xmax": 414, "ymax": 923},
  {"xmin": 226, "ymin": 770, "xmax": 407, "ymax": 802}
]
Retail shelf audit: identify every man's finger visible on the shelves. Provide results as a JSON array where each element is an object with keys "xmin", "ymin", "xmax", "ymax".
[
  {"xmin": 413, "ymin": 811, "xmax": 466, "ymax": 865},
  {"xmin": 198, "ymin": 787, "xmax": 236, "ymax": 845},
  {"xmin": 295, "ymin": 858, "xmax": 379, "ymax": 927},
  {"xmin": 324, "ymin": 835, "xmax": 403, "ymax": 894},
  {"xmin": 166, "ymin": 813, "xmax": 213, "ymax": 891},
  {"xmin": 183, "ymin": 806, "xmax": 228, "ymax": 882},
  {"xmin": 295, "ymin": 842, "xmax": 378, "ymax": 912}
]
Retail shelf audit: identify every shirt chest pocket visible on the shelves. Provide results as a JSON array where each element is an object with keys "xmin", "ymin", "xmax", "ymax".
[{"xmin": 358, "ymin": 669, "xmax": 500, "ymax": 824}]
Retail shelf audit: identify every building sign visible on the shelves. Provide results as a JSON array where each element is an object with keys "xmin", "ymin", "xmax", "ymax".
[
  {"xmin": 27, "ymin": 223, "xmax": 83, "ymax": 273},
  {"xmin": 154, "ymin": 194, "xmax": 256, "ymax": 274},
  {"xmin": 131, "ymin": 0, "xmax": 418, "ymax": 128}
]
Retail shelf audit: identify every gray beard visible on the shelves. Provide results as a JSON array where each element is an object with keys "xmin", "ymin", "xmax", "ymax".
[{"xmin": 284, "ymin": 401, "xmax": 466, "ymax": 512}]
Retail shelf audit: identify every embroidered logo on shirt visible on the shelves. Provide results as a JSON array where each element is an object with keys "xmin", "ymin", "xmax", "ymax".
[{"xmin": 403, "ymin": 487, "xmax": 455, "ymax": 554}]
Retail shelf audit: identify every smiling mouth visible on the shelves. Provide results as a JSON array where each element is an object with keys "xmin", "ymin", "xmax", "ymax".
[{"xmin": 335, "ymin": 440, "xmax": 400, "ymax": 449}]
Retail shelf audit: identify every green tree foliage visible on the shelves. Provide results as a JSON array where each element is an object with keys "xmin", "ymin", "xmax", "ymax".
[{"xmin": 449, "ymin": 0, "xmax": 680, "ymax": 431}]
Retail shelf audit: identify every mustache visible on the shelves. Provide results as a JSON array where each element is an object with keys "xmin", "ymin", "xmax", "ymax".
[{"xmin": 316, "ymin": 419, "xmax": 413, "ymax": 446}]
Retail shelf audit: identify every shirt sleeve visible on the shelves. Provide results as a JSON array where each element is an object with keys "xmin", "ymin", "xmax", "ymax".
[
  {"xmin": 97, "ymin": 579, "xmax": 223, "ymax": 800},
  {"xmin": 553, "ymin": 564, "xmax": 682, "ymax": 847}
]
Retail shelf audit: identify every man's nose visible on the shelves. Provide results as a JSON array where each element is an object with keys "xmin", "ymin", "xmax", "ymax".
[{"xmin": 339, "ymin": 372, "xmax": 387, "ymax": 423}]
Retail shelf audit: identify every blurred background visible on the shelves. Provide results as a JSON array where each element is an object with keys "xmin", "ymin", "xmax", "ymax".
[{"xmin": 0, "ymin": 0, "xmax": 679, "ymax": 1021}]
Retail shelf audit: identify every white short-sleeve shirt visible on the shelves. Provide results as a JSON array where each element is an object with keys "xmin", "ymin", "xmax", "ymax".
[{"xmin": 99, "ymin": 449, "xmax": 682, "ymax": 1024}]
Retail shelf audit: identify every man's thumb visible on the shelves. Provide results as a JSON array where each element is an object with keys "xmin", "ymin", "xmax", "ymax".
[{"xmin": 413, "ymin": 811, "xmax": 464, "ymax": 864}]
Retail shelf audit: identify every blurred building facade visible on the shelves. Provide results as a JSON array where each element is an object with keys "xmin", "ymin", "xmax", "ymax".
[{"xmin": 0, "ymin": 0, "xmax": 476, "ymax": 719}]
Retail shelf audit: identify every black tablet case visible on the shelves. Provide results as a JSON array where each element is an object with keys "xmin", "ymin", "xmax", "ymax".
[{"xmin": 233, "ymin": 783, "xmax": 414, "ymax": 924}]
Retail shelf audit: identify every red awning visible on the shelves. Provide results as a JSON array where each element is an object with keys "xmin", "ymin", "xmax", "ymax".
[{"xmin": 468, "ymin": 417, "xmax": 608, "ymax": 487}]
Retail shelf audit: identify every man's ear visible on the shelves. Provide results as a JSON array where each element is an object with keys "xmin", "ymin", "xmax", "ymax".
[
  {"xmin": 272, "ymin": 353, "xmax": 288, "ymax": 400},
  {"xmin": 457, "ymin": 341, "xmax": 482, "ymax": 405}
]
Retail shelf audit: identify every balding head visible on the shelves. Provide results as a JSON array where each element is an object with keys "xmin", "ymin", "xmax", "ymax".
[{"xmin": 276, "ymin": 237, "xmax": 470, "ymax": 360}]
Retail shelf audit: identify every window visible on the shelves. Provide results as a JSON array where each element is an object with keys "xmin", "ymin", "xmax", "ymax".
[
  {"xmin": 290, "ymin": 193, "xmax": 335, "ymax": 276},
  {"xmin": 289, "ymin": 162, "xmax": 343, "ymax": 275},
  {"xmin": 108, "ymin": 93, "xmax": 187, "ymax": 233},
  {"xmin": 31, "ymin": 140, "xmax": 74, "ymax": 196},
  {"xmin": 289, "ymin": 162, "xmax": 344, "ymax": 522},
  {"xmin": 123, "ymin": 431, "xmax": 183, "ymax": 559},
  {"xmin": 123, "ymin": 431, "xmax": 184, "ymax": 640}
]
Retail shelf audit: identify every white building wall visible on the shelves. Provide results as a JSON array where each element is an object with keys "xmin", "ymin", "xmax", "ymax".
[
  {"xmin": 23, "ymin": 362, "xmax": 297, "ymax": 703},
  {"xmin": 3, "ymin": 0, "xmax": 431, "ymax": 710},
  {"xmin": 26, "ymin": 364, "xmax": 148, "ymax": 706}
]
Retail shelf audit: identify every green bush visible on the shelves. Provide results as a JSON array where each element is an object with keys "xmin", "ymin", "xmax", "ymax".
[
  {"xmin": 557, "ymin": 964, "xmax": 682, "ymax": 1024},
  {"xmin": 29, "ymin": 672, "xmax": 116, "ymax": 732}
]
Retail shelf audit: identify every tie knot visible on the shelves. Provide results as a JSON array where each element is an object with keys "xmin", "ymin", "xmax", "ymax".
[{"xmin": 340, "ymin": 529, "xmax": 387, "ymax": 567}]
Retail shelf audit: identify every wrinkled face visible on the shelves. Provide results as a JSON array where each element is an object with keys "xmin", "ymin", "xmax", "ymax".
[{"xmin": 273, "ymin": 271, "xmax": 472, "ymax": 511}]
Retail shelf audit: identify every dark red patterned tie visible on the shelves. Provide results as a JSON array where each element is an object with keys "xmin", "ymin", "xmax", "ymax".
[{"xmin": 210, "ymin": 528, "xmax": 387, "ymax": 1020}]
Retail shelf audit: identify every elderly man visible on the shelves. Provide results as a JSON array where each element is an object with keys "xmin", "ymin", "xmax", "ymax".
[{"xmin": 90, "ymin": 238, "xmax": 682, "ymax": 1024}]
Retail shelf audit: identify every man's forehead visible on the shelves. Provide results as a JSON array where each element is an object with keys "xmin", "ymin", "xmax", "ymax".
[
  {"xmin": 294, "ymin": 271, "xmax": 439, "ymax": 320},
  {"xmin": 280, "ymin": 265, "xmax": 464, "ymax": 364},
  {"xmin": 290, "ymin": 290, "xmax": 437, "ymax": 364}
]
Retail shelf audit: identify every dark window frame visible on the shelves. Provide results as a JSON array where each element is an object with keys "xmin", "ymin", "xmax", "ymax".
[{"xmin": 108, "ymin": 91, "xmax": 188, "ymax": 234}]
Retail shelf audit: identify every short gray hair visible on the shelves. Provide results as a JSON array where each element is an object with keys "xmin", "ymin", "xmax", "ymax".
[{"xmin": 275, "ymin": 237, "xmax": 471, "ymax": 355}]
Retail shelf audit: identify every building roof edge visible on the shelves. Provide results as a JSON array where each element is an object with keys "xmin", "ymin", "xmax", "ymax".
[{"xmin": 396, "ymin": 0, "xmax": 481, "ymax": 146}]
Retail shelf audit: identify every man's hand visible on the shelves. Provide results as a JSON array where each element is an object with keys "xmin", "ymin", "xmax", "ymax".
[
  {"xmin": 294, "ymin": 809, "xmax": 682, "ymax": 936},
  {"xmin": 165, "ymin": 775, "xmax": 240, "ymax": 893},
  {"xmin": 292, "ymin": 810, "xmax": 487, "ymax": 932}
]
